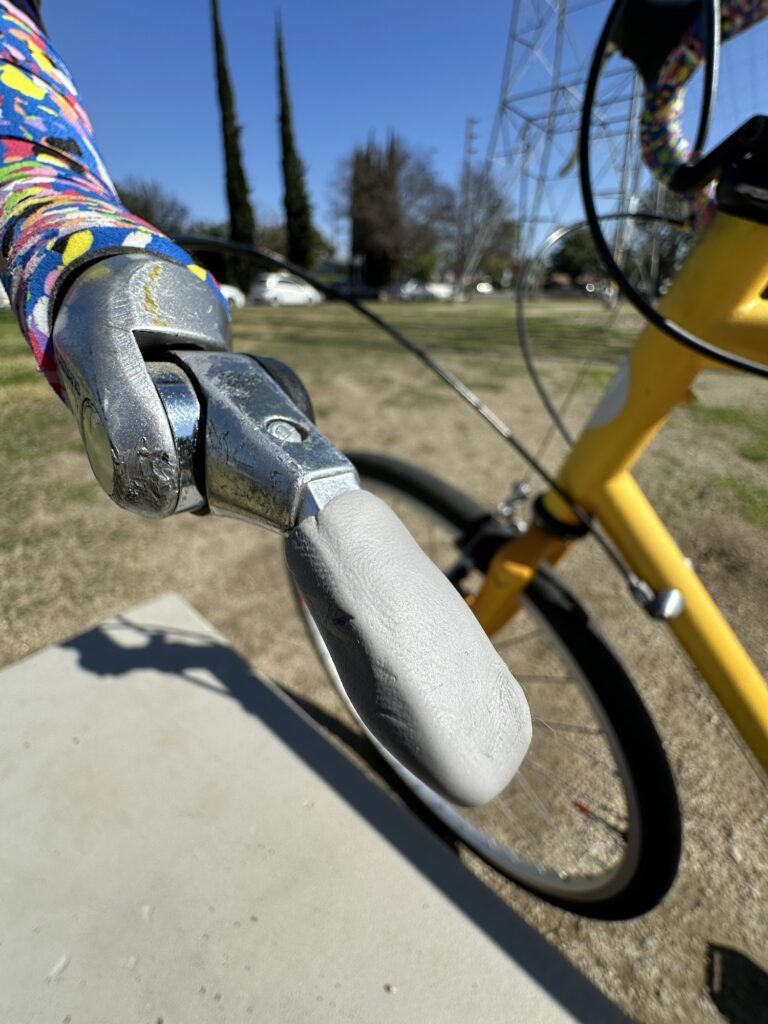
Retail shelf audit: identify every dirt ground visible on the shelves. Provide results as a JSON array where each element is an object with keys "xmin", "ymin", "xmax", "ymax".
[{"xmin": 1, "ymin": 301, "xmax": 766, "ymax": 1023}]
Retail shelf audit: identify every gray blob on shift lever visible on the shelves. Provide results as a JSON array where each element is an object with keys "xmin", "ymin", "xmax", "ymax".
[{"xmin": 286, "ymin": 488, "xmax": 532, "ymax": 807}]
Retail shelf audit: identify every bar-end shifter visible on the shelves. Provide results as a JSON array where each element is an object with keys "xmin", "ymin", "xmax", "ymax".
[
  {"xmin": 52, "ymin": 253, "xmax": 358, "ymax": 527},
  {"xmin": 52, "ymin": 254, "xmax": 532, "ymax": 807}
]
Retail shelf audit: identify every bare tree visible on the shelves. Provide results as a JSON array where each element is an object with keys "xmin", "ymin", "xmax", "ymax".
[
  {"xmin": 453, "ymin": 165, "xmax": 513, "ymax": 287},
  {"xmin": 399, "ymin": 153, "xmax": 455, "ymax": 281},
  {"xmin": 117, "ymin": 178, "xmax": 190, "ymax": 236}
]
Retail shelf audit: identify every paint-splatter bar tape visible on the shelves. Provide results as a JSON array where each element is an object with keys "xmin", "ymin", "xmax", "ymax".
[{"xmin": 0, "ymin": 1, "xmax": 226, "ymax": 389}]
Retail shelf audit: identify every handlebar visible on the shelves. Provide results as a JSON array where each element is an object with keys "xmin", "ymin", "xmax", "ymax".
[
  {"xmin": 2, "ymin": 2, "xmax": 532, "ymax": 804},
  {"xmin": 610, "ymin": 0, "xmax": 768, "ymax": 219},
  {"xmin": 668, "ymin": 114, "xmax": 768, "ymax": 192},
  {"xmin": 50, "ymin": 252, "xmax": 532, "ymax": 806},
  {"xmin": 0, "ymin": 2, "xmax": 226, "ymax": 393},
  {"xmin": 287, "ymin": 488, "xmax": 532, "ymax": 805}
]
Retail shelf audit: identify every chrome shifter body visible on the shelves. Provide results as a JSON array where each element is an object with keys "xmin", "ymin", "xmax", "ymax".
[
  {"xmin": 52, "ymin": 253, "xmax": 358, "ymax": 530},
  {"xmin": 170, "ymin": 349, "xmax": 357, "ymax": 533}
]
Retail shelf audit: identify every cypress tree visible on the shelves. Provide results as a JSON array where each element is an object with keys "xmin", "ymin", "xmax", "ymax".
[
  {"xmin": 211, "ymin": 0, "xmax": 257, "ymax": 291},
  {"xmin": 276, "ymin": 19, "xmax": 314, "ymax": 268}
]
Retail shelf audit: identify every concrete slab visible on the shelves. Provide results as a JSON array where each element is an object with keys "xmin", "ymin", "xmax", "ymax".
[{"xmin": 0, "ymin": 594, "xmax": 628, "ymax": 1023}]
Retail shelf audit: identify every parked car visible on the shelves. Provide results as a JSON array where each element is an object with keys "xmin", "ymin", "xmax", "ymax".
[
  {"xmin": 323, "ymin": 281, "xmax": 384, "ymax": 301},
  {"xmin": 399, "ymin": 279, "xmax": 433, "ymax": 301},
  {"xmin": 251, "ymin": 273, "xmax": 323, "ymax": 307},
  {"xmin": 424, "ymin": 281, "xmax": 454, "ymax": 301},
  {"xmin": 219, "ymin": 283, "xmax": 246, "ymax": 310},
  {"xmin": 399, "ymin": 279, "xmax": 454, "ymax": 301}
]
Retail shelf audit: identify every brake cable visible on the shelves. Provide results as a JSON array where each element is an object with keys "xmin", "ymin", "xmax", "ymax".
[
  {"xmin": 177, "ymin": 234, "xmax": 674, "ymax": 610},
  {"xmin": 580, "ymin": 0, "xmax": 768, "ymax": 379}
]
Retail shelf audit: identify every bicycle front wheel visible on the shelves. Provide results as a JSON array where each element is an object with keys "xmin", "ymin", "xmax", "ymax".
[{"xmin": 298, "ymin": 451, "xmax": 681, "ymax": 919}]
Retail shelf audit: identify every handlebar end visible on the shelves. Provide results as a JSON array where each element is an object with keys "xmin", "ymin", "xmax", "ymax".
[{"xmin": 286, "ymin": 488, "xmax": 532, "ymax": 807}]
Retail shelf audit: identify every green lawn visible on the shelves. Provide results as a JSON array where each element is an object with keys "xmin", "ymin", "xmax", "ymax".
[
  {"xmin": 688, "ymin": 401, "xmax": 768, "ymax": 464},
  {"xmin": 1, "ymin": 299, "xmax": 765, "ymax": 545},
  {"xmin": 3, "ymin": 296, "xmax": 639, "ymax": 397},
  {"xmin": 226, "ymin": 296, "xmax": 643, "ymax": 363}
]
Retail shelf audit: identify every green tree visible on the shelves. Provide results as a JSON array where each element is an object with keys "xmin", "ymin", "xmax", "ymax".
[
  {"xmin": 350, "ymin": 135, "xmax": 404, "ymax": 288},
  {"xmin": 632, "ymin": 186, "xmax": 693, "ymax": 295},
  {"xmin": 548, "ymin": 227, "xmax": 602, "ymax": 280},
  {"xmin": 477, "ymin": 218, "xmax": 519, "ymax": 288},
  {"xmin": 211, "ymin": 0, "xmax": 257, "ymax": 291},
  {"xmin": 276, "ymin": 19, "xmax": 315, "ymax": 268}
]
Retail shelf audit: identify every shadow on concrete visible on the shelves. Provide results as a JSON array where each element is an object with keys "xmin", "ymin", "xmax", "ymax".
[
  {"xmin": 61, "ymin": 615, "xmax": 629, "ymax": 1024},
  {"xmin": 707, "ymin": 944, "xmax": 768, "ymax": 1024},
  {"xmin": 279, "ymin": 684, "xmax": 461, "ymax": 848}
]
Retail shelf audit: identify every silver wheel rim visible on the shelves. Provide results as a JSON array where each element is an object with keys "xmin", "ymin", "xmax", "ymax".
[{"xmin": 298, "ymin": 480, "xmax": 644, "ymax": 904}]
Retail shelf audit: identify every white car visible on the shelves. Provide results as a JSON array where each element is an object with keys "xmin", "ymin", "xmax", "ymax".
[
  {"xmin": 424, "ymin": 281, "xmax": 454, "ymax": 301},
  {"xmin": 251, "ymin": 273, "xmax": 323, "ymax": 307},
  {"xmin": 219, "ymin": 283, "xmax": 247, "ymax": 310},
  {"xmin": 399, "ymin": 279, "xmax": 454, "ymax": 302}
]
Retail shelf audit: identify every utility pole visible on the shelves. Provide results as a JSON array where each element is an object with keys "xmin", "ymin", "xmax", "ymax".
[{"xmin": 455, "ymin": 117, "xmax": 478, "ymax": 291}]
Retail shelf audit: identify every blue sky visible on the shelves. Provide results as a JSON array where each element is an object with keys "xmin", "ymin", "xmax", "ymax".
[
  {"xmin": 44, "ymin": 2, "xmax": 768, "ymax": 249},
  {"xmin": 45, "ymin": 1, "xmax": 522, "ymax": 244}
]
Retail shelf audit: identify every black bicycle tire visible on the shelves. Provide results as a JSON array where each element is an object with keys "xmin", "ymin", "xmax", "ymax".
[{"xmin": 338, "ymin": 451, "xmax": 682, "ymax": 919}]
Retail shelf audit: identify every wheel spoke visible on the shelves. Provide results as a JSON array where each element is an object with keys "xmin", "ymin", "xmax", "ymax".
[
  {"xmin": 298, "ymin": 461, "xmax": 681, "ymax": 917},
  {"xmin": 521, "ymin": 761, "xmax": 627, "ymax": 848},
  {"xmin": 538, "ymin": 722, "xmax": 603, "ymax": 736},
  {"xmin": 513, "ymin": 769, "xmax": 615, "ymax": 874},
  {"xmin": 532, "ymin": 717, "xmax": 621, "ymax": 777}
]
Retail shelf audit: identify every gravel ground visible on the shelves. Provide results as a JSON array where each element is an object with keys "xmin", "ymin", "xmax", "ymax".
[{"xmin": 1, "ymin": 302, "xmax": 766, "ymax": 1022}]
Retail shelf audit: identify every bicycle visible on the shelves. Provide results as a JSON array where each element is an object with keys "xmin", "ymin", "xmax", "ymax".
[
  {"xmin": 292, "ymin": 0, "xmax": 768, "ymax": 920},
  {"xmin": 6, "ymin": 0, "xmax": 765, "ymax": 925}
]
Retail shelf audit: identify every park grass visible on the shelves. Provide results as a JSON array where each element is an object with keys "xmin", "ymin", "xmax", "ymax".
[
  {"xmin": 0, "ymin": 297, "xmax": 640, "ymax": 392},
  {"xmin": 687, "ymin": 401, "xmax": 768, "ymax": 463},
  {"xmin": 581, "ymin": 366, "xmax": 616, "ymax": 391},
  {"xmin": 0, "ymin": 311, "xmax": 39, "ymax": 390},
  {"xmin": 1, "ymin": 298, "xmax": 765, "ymax": 545},
  {"xmin": 711, "ymin": 476, "xmax": 768, "ymax": 528},
  {"xmin": 229, "ymin": 297, "xmax": 642, "ymax": 364}
]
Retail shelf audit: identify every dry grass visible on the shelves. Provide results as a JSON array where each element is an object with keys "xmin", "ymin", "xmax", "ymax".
[{"xmin": 1, "ymin": 300, "xmax": 766, "ymax": 1022}]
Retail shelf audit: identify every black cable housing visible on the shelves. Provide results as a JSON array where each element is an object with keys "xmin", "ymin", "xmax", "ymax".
[
  {"xmin": 694, "ymin": 0, "xmax": 721, "ymax": 155},
  {"xmin": 580, "ymin": 0, "xmax": 768, "ymax": 378},
  {"xmin": 176, "ymin": 234, "xmax": 642, "ymax": 582}
]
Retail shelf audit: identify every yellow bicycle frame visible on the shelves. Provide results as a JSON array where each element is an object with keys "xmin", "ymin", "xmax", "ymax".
[{"xmin": 471, "ymin": 210, "xmax": 768, "ymax": 772}]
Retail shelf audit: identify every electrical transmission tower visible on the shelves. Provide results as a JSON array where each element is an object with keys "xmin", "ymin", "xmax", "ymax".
[{"xmin": 461, "ymin": 0, "xmax": 649, "ymax": 286}]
